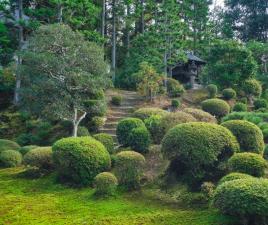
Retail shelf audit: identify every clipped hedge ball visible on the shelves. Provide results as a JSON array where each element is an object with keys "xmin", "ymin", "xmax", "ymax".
[
  {"xmin": 52, "ymin": 137, "xmax": 111, "ymax": 186},
  {"xmin": 218, "ymin": 172, "xmax": 254, "ymax": 185},
  {"xmin": 94, "ymin": 172, "xmax": 118, "ymax": 196},
  {"xmin": 232, "ymin": 102, "xmax": 247, "ymax": 112},
  {"xmin": 19, "ymin": 145, "xmax": 38, "ymax": 155},
  {"xmin": 222, "ymin": 88, "xmax": 236, "ymax": 100},
  {"xmin": 0, "ymin": 139, "xmax": 20, "ymax": 153},
  {"xmin": 221, "ymin": 120, "xmax": 264, "ymax": 155},
  {"xmin": 93, "ymin": 133, "xmax": 114, "ymax": 154},
  {"xmin": 128, "ymin": 126, "xmax": 151, "ymax": 154},
  {"xmin": 201, "ymin": 98, "xmax": 230, "ymax": 118},
  {"xmin": 0, "ymin": 150, "xmax": 22, "ymax": 167},
  {"xmin": 182, "ymin": 108, "xmax": 217, "ymax": 123},
  {"xmin": 132, "ymin": 107, "xmax": 168, "ymax": 121},
  {"xmin": 144, "ymin": 115, "xmax": 164, "ymax": 144}
]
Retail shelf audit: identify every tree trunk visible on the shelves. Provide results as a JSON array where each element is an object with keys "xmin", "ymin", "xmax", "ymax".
[
  {"xmin": 111, "ymin": 0, "xmax": 116, "ymax": 82},
  {"xmin": 57, "ymin": 3, "xmax": 63, "ymax": 23},
  {"xmin": 140, "ymin": 0, "xmax": 145, "ymax": 33},
  {"xmin": 72, "ymin": 108, "xmax": 87, "ymax": 137},
  {"xmin": 101, "ymin": 0, "xmax": 105, "ymax": 38},
  {"xmin": 126, "ymin": 4, "xmax": 130, "ymax": 57}
]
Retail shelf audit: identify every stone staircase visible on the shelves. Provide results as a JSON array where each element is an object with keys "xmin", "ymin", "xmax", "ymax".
[{"xmin": 99, "ymin": 90, "xmax": 143, "ymax": 143}]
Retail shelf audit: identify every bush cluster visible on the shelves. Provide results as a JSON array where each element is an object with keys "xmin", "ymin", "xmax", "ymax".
[
  {"xmin": 218, "ymin": 172, "xmax": 253, "ymax": 185},
  {"xmin": 93, "ymin": 133, "xmax": 114, "ymax": 154},
  {"xmin": 52, "ymin": 137, "xmax": 111, "ymax": 186},
  {"xmin": 132, "ymin": 107, "xmax": 168, "ymax": 121},
  {"xmin": 232, "ymin": 102, "xmax": 247, "ymax": 112},
  {"xmin": 77, "ymin": 126, "xmax": 90, "ymax": 137},
  {"xmin": 222, "ymin": 88, "xmax": 236, "ymax": 100},
  {"xmin": 19, "ymin": 145, "xmax": 38, "ymax": 155},
  {"xmin": 207, "ymin": 84, "xmax": 217, "ymax": 98},
  {"xmin": 111, "ymin": 95, "xmax": 123, "ymax": 106},
  {"xmin": 0, "ymin": 150, "xmax": 22, "ymax": 167},
  {"xmin": 228, "ymin": 153, "xmax": 267, "ymax": 177},
  {"xmin": 94, "ymin": 172, "xmax": 118, "ymax": 196},
  {"xmin": 171, "ymin": 99, "xmax": 180, "ymax": 108},
  {"xmin": 254, "ymin": 99, "xmax": 268, "ymax": 110},
  {"xmin": 201, "ymin": 98, "xmax": 230, "ymax": 118},
  {"xmin": 221, "ymin": 120, "xmax": 264, "ymax": 154},
  {"xmin": 128, "ymin": 127, "xmax": 151, "ymax": 154},
  {"xmin": 182, "ymin": 108, "xmax": 217, "ymax": 123},
  {"xmin": 243, "ymin": 79, "xmax": 262, "ymax": 98},
  {"xmin": 166, "ymin": 78, "xmax": 185, "ymax": 97},
  {"xmin": 161, "ymin": 122, "xmax": 239, "ymax": 186},
  {"xmin": 144, "ymin": 115, "xmax": 164, "ymax": 144},
  {"xmin": 0, "ymin": 139, "xmax": 20, "ymax": 152}
]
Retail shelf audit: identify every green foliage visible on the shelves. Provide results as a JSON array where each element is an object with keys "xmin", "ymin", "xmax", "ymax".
[
  {"xmin": 228, "ymin": 153, "xmax": 267, "ymax": 177},
  {"xmin": 111, "ymin": 96, "xmax": 123, "ymax": 106},
  {"xmin": 116, "ymin": 118, "xmax": 145, "ymax": 146},
  {"xmin": 232, "ymin": 102, "xmax": 247, "ymax": 112},
  {"xmin": 23, "ymin": 147, "xmax": 53, "ymax": 171},
  {"xmin": 222, "ymin": 88, "xmax": 236, "ymax": 100},
  {"xmin": 132, "ymin": 107, "xmax": 168, "ymax": 121},
  {"xmin": 200, "ymin": 182, "xmax": 215, "ymax": 199},
  {"xmin": 171, "ymin": 99, "xmax": 180, "ymax": 108},
  {"xmin": 128, "ymin": 127, "xmax": 151, "ymax": 154},
  {"xmin": 0, "ymin": 139, "xmax": 20, "ymax": 153},
  {"xmin": 264, "ymin": 145, "xmax": 268, "ymax": 160},
  {"xmin": 77, "ymin": 126, "xmax": 90, "ymax": 137},
  {"xmin": 242, "ymin": 79, "xmax": 262, "ymax": 98},
  {"xmin": 93, "ymin": 133, "xmax": 114, "ymax": 154},
  {"xmin": 222, "ymin": 112, "xmax": 268, "ymax": 124},
  {"xmin": 87, "ymin": 116, "xmax": 105, "ymax": 133},
  {"xmin": 254, "ymin": 99, "xmax": 268, "ymax": 110},
  {"xmin": 221, "ymin": 120, "xmax": 264, "ymax": 154},
  {"xmin": 144, "ymin": 115, "xmax": 164, "ymax": 144},
  {"xmin": 52, "ymin": 137, "xmax": 111, "ymax": 186},
  {"xmin": 166, "ymin": 78, "xmax": 185, "ymax": 97},
  {"xmin": 201, "ymin": 99, "xmax": 230, "ymax": 118},
  {"xmin": 115, "ymin": 151, "xmax": 145, "ymax": 190},
  {"xmin": 218, "ymin": 172, "xmax": 254, "ymax": 185},
  {"xmin": 207, "ymin": 84, "xmax": 217, "ymax": 98},
  {"xmin": 182, "ymin": 108, "xmax": 217, "ymax": 123},
  {"xmin": 161, "ymin": 122, "xmax": 239, "ymax": 186},
  {"xmin": 19, "ymin": 145, "xmax": 38, "ymax": 155},
  {"xmin": 213, "ymin": 178, "xmax": 268, "ymax": 223},
  {"xmin": 0, "ymin": 150, "xmax": 22, "ymax": 168},
  {"xmin": 240, "ymin": 97, "xmax": 248, "ymax": 104},
  {"xmin": 94, "ymin": 172, "xmax": 118, "ymax": 197}
]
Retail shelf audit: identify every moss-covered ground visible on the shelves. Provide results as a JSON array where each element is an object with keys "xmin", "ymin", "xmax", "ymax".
[{"xmin": 0, "ymin": 168, "xmax": 236, "ymax": 225}]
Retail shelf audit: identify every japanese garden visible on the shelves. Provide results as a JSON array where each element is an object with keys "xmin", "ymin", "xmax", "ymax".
[{"xmin": 0, "ymin": 0, "xmax": 268, "ymax": 224}]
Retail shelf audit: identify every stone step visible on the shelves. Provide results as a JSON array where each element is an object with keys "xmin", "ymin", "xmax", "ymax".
[
  {"xmin": 106, "ymin": 116, "xmax": 125, "ymax": 122},
  {"xmin": 110, "ymin": 106, "xmax": 135, "ymax": 111},
  {"xmin": 99, "ymin": 128, "xmax": 116, "ymax": 133},
  {"xmin": 103, "ymin": 122, "xmax": 118, "ymax": 129},
  {"xmin": 108, "ymin": 111, "xmax": 130, "ymax": 116}
]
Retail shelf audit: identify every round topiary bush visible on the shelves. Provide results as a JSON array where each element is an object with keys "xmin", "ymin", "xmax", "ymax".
[
  {"xmin": 0, "ymin": 139, "xmax": 20, "ymax": 153},
  {"xmin": 94, "ymin": 172, "xmax": 118, "ymax": 196},
  {"xmin": 171, "ymin": 99, "xmax": 180, "ymax": 108},
  {"xmin": 132, "ymin": 107, "xmax": 168, "ymax": 121},
  {"xmin": 207, "ymin": 84, "xmax": 217, "ymax": 98},
  {"xmin": 111, "ymin": 95, "xmax": 123, "ymax": 106},
  {"xmin": 144, "ymin": 115, "xmax": 164, "ymax": 144},
  {"xmin": 161, "ymin": 122, "xmax": 239, "ymax": 186},
  {"xmin": 213, "ymin": 178, "xmax": 268, "ymax": 224},
  {"xmin": 116, "ymin": 117, "xmax": 145, "ymax": 146},
  {"xmin": 114, "ymin": 151, "xmax": 145, "ymax": 190},
  {"xmin": 182, "ymin": 108, "xmax": 217, "ymax": 123},
  {"xmin": 218, "ymin": 172, "xmax": 253, "ymax": 185},
  {"xmin": 222, "ymin": 88, "xmax": 236, "ymax": 100},
  {"xmin": 228, "ymin": 153, "xmax": 267, "ymax": 177},
  {"xmin": 52, "ymin": 137, "xmax": 111, "ymax": 186},
  {"xmin": 221, "ymin": 120, "xmax": 264, "ymax": 154},
  {"xmin": 240, "ymin": 97, "xmax": 248, "ymax": 104},
  {"xmin": 0, "ymin": 150, "xmax": 22, "ymax": 167},
  {"xmin": 254, "ymin": 98, "xmax": 268, "ymax": 110},
  {"xmin": 77, "ymin": 126, "xmax": 90, "ymax": 137},
  {"xmin": 201, "ymin": 98, "xmax": 230, "ymax": 118},
  {"xmin": 19, "ymin": 145, "xmax": 38, "ymax": 155},
  {"xmin": 128, "ymin": 126, "xmax": 151, "ymax": 154},
  {"xmin": 243, "ymin": 79, "xmax": 262, "ymax": 98},
  {"xmin": 93, "ymin": 133, "xmax": 114, "ymax": 154},
  {"xmin": 166, "ymin": 78, "xmax": 185, "ymax": 97},
  {"xmin": 23, "ymin": 147, "xmax": 54, "ymax": 170},
  {"xmin": 232, "ymin": 102, "xmax": 247, "ymax": 112}
]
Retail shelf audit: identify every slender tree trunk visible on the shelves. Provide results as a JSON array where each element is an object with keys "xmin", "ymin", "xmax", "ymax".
[
  {"xmin": 111, "ymin": 0, "xmax": 116, "ymax": 82},
  {"xmin": 126, "ymin": 4, "xmax": 130, "ymax": 57},
  {"xmin": 57, "ymin": 2, "xmax": 63, "ymax": 23},
  {"xmin": 101, "ymin": 0, "xmax": 105, "ymax": 38},
  {"xmin": 72, "ymin": 108, "xmax": 87, "ymax": 137},
  {"xmin": 140, "ymin": 0, "xmax": 145, "ymax": 33}
]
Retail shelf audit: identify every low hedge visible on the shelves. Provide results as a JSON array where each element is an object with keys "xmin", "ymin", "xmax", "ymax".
[
  {"xmin": 232, "ymin": 102, "xmax": 247, "ymax": 112},
  {"xmin": 0, "ymin": 139, "xmax": 20, "ymax": 153},
  {"xmin": 201, "ymin": 98, "xmax": 230, "ymax": 118},
  {"xmin": 132, "ymin": 108, "xmax": 168, "ymax": 121},
  {"xmin": 182, "ymin": 108, "xmax": 217, "ymax": 123},
  {"xmin": 218, "ymin": 172, "xmax": 254, "ymax": 185},
  {"xmin": 222, "ymin": 88, "xmax": 236, "ymax": 100},
  {"xmin": 94, "ymin": 172, "xmax": 118, "ymax": 196},
  {"xmin": 228, "ymin": 153, "xmax": 267, "ymax": 177},
  {"xmin": 93, "ymin": 133, "xmax": 114, "ymax": 154},
  {"xmin": 0, "ymin": 150, "xmax": 22, "ymax": 167}
]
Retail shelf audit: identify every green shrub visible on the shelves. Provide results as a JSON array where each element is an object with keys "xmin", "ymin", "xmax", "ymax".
[
  {"xmin": 115, "ymin": 151, "xmax": 145, "ymax": 190},
  {"xmin": 0, "ymin": 139, "xmax": 20, "ymax": 152},
  {"xmin": 111, "ymin": 95, "xmax": 122, "ymax": 106},
  {"xmin": 52, "ymin": 137, "xmax": 111, "ymax": 186},
  {"xmin": 228, "ymin": 153, "xmax": 267, "ymax": 177},
  {"xmin": 171, "ymin": 99, "xmax": 180, "ymax": 108},
  {"xmin": 200, "ymin": 182, "xmax": 215, "ymax": 199},
  {"xmin": 243, "ymin": 79, "xmax": 262, "ymax": 98},
  {"xmin": 132, "ymin": 107, "xmax": 168, "ymax": 121},
  {"xmin": 128, "ymin": 126, "xmax": 151, "ymax": 154},
  {"xmin": 264, "ymin": 145, "xmax": 268, "ymax": 160},
  {"xmin": 240, "ymin": 97, "xmax": 248, "ymax": 104},
  {"xmin": 254, "ymin": 98, "xmax": 268, "ymax": 110},
  {"xmin": 213, "ymin": 178, "xmax": 268, "ymax": 223},
  {"xmin": 166, "ymin": 78, "xmax": 185, "ymax": 97},
  {"xmin": 77, "ymin": 126, "xmax": 90, "ymax": 137},
  {"xmin": 221, "ymin": 120, "xmax": 264, "ymax": 154},
  {"xmin": 207, "ymin": 84, "xmax": 217, "ymax": 98},
  {"xmin": 201, "ymin": 98, "xmax": 230, "ymax": 118},
  {"xmin": 23, "ymin": 147, "xmax": 53, "ymax": 170},
  {"xmin": 222, "ymin": 88, "xmax": 236, "ymax": 100},
  {"xmin": 87, "ymin": 116, "xmax": 105, "ymax": 132},
  {"xmin": 161, "ymin": 122, "xmax": 239, "ymax": 186},
  {"xmin": 232, "ymin": 102, "xmax": 247, "ymax": 112},
  {"xmin": 19, "ymin": 145, "xmax": 38, "ymax": 155},
  {"xmin": 218, "ymin": 172, "xmax": 253, "ymax": 185},
  {"xmin": 0, "ymin": 150, "xmax": 22, "ymax": 167},
  {"xmin": 94, "ymin": 172, "xmax": 118, "ymax": 196},
  {"xmin": 144, "ymin": 115, "xmax": 164, "ymax": 144},
  {"xmin": 116, "ymin": 118, "xmax": 145, "ymax": 146},
  {"xmin": 93, "ymin": 133, "xmax": 114, "ymax": 154},
  {"xmin": 182, "ymin": 108, "xmax": 217, "ymax": 123},
  {"xmin": 262, "ymin": 129, "xmax": 268, "ymax": 143}
]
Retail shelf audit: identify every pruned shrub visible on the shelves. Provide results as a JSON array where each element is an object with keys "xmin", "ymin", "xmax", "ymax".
[
  {"xmin": 111, "ymin": 95, "xmax": 122, "ymax": 106},
  {"xmin": 222, "ymin": 88, "xmax": 236, "ymax": 100},
  {"xmin": 228, "ymin": 153, "xmax": 267, "ymax": 177},
  {"xmin": 264, "ymin": 145, "xmax": 268, "ymax": 160},
  {"xmin": 93, "ymin": 133, "xmax": 114, "ymax": 154},
  {"xmin": 171, "ymin": 99, "xmax": 180, "ymax": 108},
  {"xmin": 182, "ymin": 108, "xmax": 217, "ymax": 123},
  {"xmin": 221, "ymin": 120, "xmax": 264, "ymax": 154},
  {"xmin": 262, "ymin": 129, "xmax": 268, "ymax": 143},
  {"xmin": 243, "ymin": 79, "xmax": 262, "ymax": 98},
  {"xmin": 201, "ymin": 98, "xmax": 230, "ymax": 118},
  {"xmin": 114, "ymin": 151, "xmax": 145, "ymax": 190},
  {"xmin": 240, "ymin": 97, "xmax": 248, "ymax": 104},
  {"xmin": 116, "ymin": 118, "xmax": 145, "ymax": 146},
  {"xmin": 0, "ymin": 139, "xmax": 20, "ymax": 153},
  {"xmin": 218, "ymin": 172, "xmax": 253, "ymax": 185},
  {"xmin": 132, "ymin": 107, "xmax": 168, "ymax": 121},
  {"xmin": 77, "ymin": 126, "xmax": 90, "ymax": 137},
  {"xmin": 201, "ymin": 182, "xmax": 215, "ymax": 199},
  {"xmin": 213, "ymin": 178, "xmax": 268, "ymax": 224},
  {"xmin": 254, "ymin": 98, "xmax": 268, "ymax": 110},
  {"xmin": 161, "ymin": 122, "xmax": 239, "ymax": 187},
  {"xmin": 0, "ymin": 150, "xmax": 22, "ymax": 167},
  {"xmin": 207, "ymin": 84, "xmax": 217, "ymax": 98},
  {"xmin": 144, "ymin": 115, "xmax": 164, "ymax": 144},
  {"xmin": 19, "ymin": 145, "xmax": 38, "ymax": 155},
  {"xmin": 88, "ymin": 116, "xmax": 105, "ymax": 132},
  {"xmin": 166, "ymin": 78, "xmax": 185, "ymax": 97},
  {"xmin": 23, "ymin": 147, "xmax": 54, "ymax": 170},
  {"xmin": 94, "ymin": 172, "xmax": 118, "ymax": 196},
  {"xmin": 52, "ymin": 137, "xmax": 111, "ymax": 186},
  {"xmin": 128, "ymin": 126, "xmax": 151, "ymax": 154},
  {"xmin": 232, "ymin": 102, "xmax": 247, "ymax": 112}
]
